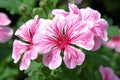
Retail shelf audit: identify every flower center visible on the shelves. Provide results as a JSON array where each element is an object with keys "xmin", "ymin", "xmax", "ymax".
[{"xmin": 56, "ymin": 35, "xmax": 70, "ymax": 50}]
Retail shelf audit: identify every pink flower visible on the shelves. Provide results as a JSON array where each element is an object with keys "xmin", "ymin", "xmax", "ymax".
[
  {"xmin": 67, "ymin": 0, "xmax": 83, "ymax": 4},
  {"xmin": 52, "ymin": 3, "xmax": 108, "ymax": 51},
  {"xmin": 0, "ymin": 12, "xmax": 11, "ymax": 26},
  {"xmin": 103, "ymin": 36, "xmax": 120, "ymax": 53},
  {"xmin": 76, "ymin": 0, "xmax": 83, "ymax": 4},
  {"xmin": 99, "ymin": 66, "xmax": 120, "ymax": 80},
  {"xmin": 80, "ymin": 7, "xmax": 108, "ymax": 50},
  {"xmin": 34, "ymin": 14, "xmax": 95, "ymax": 70},
  {"xmin": 12, "ymin": 15, "xmax": 42, "ymax": 70},
  {"xmin": 0, "ymin": 12, "xmax": 13, "ymax": 43}
]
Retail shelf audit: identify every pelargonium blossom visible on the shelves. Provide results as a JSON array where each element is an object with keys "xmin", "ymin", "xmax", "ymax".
[
  {"xmin": 99, "ymin": 66, "xmax": 120, "ymax": 80},
  {"xmin": 34, "ymin": 14, "xmax": 95, "ymax": 70},
  {"xmin": 103, "ymin": 35, "xmax": 120, "ymax": 53},
  {"xmin": 52, "ymin": 3, "xmax": 108, "ymax": 51},
  {"xmin": 12, "ymin": 15, "xmax": 43, "ymax": 70},
  {"xmin": 0, "ymin": 12, "xmax": 13, "ymax": 43}
]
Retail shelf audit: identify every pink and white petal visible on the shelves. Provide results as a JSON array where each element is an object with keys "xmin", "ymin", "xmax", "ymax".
[
  {"xmin": 15, "ymin": 20, "xmax": 34, "ymax": 42},
  {"xmin": 12, "ymin": 40, "xmax": 28, "ymax": 63},
  {"xmin": 92, "ymin": 19, "xmax": 108, "ymax": 41},
  {"xmin": 68, "ymin": 3, "xmax": 80, "ymax": 14},
  {"xmin": 113, "ymin": 76, "xmax": 120, "ymax": 80},
  {"xmin": 65, "ymin": 14, "xmax": 83, "ymax": 33},
  {"xmin": 0, "ymin": 13, "xmax": 11, "ymax": 26},
  {"xmin": 115, "ymin": 44, "xmax": 120, "ymax": 53},
  {"xmin": 0, "ymin": 26, "xmax": 13, "ymax": 43},
  {"xmin": 74, "ymin": 20, "xmax": 93, "ymax": 33},
  {"xmin": 35, "ymin": 35, "xmax": 56, "ymax": 54},
  {"xmin": 33, "ymin": 19, "xmax": 52, "ymax": 44},
  {"xmin": 20, "ymin": 53, "xmax": 31, "ymax": 70},
  {"xmin": 80, "ymin": 7, "xmax": 101, "ymax": 21},
  {"xmin": 71, "ymin": 31, "xmax": 94, "ymax": 50},
  {"xmin": 63, "ymin": 46, "xmax": 85, "ymax": 69},
  {"xmin": 26, "ymin": 45, "xmax": 39, "ymax": 60},
  {"xmin": 44, "ymin": 16, "xmax": 65, "ymax": 38},
  {"xmin": 52, "ymin": 9, "xmax": 69, "ymax": 17},
  {"xmin": 103, "ymin": 40, "xmax": 116, "ymax": 49},
  {"xmin": 92, "ymin": 36, "xmax": 102, "ymax": 51},
  {"xmin": 33, "ymin": 19, "xmax": 56, "ymax": 54},
  {"xmin": 43, "ymin": 48, "xmax": 62, "ymax": 70},
  {"xmin": 99, "ymin": 66, "xmax": 116, "ymax": 80},
  {"xmin": 15, "ymin": 16, "xmax": 40, "ymax": 42}
]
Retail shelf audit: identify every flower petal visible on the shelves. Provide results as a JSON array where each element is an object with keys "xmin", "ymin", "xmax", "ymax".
[
  {"xmin": 115, "ymin": 44, "xmax": 120, "ymax": 53},
  {"xmin": 26, "ymin": 45, "xmax": 39, "ymax": 60},
  {"xmin": 20, "ymin": 53, "xmax": 31, "ymax": 70},
  {"xmin": 68, "ymin": 3, "xmax": 80, "ymax": 14},
  {"xmin": 33, "ymin": 19, "xmax": 51, "ymax": 44},
  {"xmin": 80, "ymin": 7, "xmax": 101, "ymax": 21},
  {"xmin": 99, "ymin": 66, "xmax": 114, "ymax": 80},
  {"xmin": 52, "ymin": 9, "xmax": 69, "ymax": 17},
  {"xmin": 113, "ymin": 76, "xmax": 120, "ymax": 80},
  {"xmin": 15, "ymin": 15, "xmax": 40, "ymax": 42},
  {"xmin": 12, "ymin": 40, "xmax": 28, "ymax": 63},
  {"xmin": 71, "ymin": 30, "xmax": 94, "ymax": 50},
  {"xmin": 43, "ymin": 48, "xmax": 62, "ymax": 70},
  {"xmin": 92, "ymin": 19, "xmax": 108, "ymax": 41},
  {"xmin": 76, "ymin": 0, "xmax": 83, "ymax": 4},
  {"xmin": 0, "ymin": 26, "xmax": 13, "ymax": 43},
  {"xmin": 103, "ymin": 40, "xmax": 116, "ymax": 49},
  {"xmin": 92, "ymin": 36, "xmax": 102, "ymax": 51},
  {"xmin": 0, "ymin": 12, "xmax": 11, "ymax": 26},
  {"xmin": 99, "ymin": 66, "xmax": 120, "ymax": 80},
  {"xmin": 63, "ymin": 46, "xmax": 85, "ymax": 69}
]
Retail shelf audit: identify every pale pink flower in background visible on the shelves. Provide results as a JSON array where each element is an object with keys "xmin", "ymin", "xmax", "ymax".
[
  {"xmin": 34, "ymin": 14, "xmax": 95, "ymax": 70},
  {"xmin": 67, "ymin": 0, "xmax": 83, "ymax": 4},
  {"xmin": 12, "ymin": 15, "xmax": 42, "ymax": 70},
  {"xmin": 52, "ymin": 3, "xmax": 108, "ymax": 51},
  {"xmin": 76, "ymin": 0, "xmax": 83, "ymax": 4},
  {"xmin": 0, "ymin": 12, "xmax": 13, "ymax": 43},
  {"xmin": 99, "ymin": 66, "xmax": 120, "ymax": 80},
  {"xmin": 0, "ymin": 12, "xmax": 11, "ymax": 26},
  {"xmin": 103, "ymin": 36, "xmax": 120, "ymax": 53}
]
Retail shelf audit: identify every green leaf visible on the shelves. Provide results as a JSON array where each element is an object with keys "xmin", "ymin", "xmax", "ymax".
[
  {"xmin": 107, "ymin": 26, "xmax": 119, "ymax": 36},
  {"xmin": 0, "ymin": 67, "xmax": 18, "ymax": 80},
  {"xmin": 32, "ymin": 8, "xmax": 47, "ymax": 18},
  {"xmin": 25, "ymin": 61, "xmax": 46, "ymax": 80},
  {"xmin": 0, "ymin": 0, "xmax": 20, "ymax": 14},
  {"xmin": 103, "ymin": 15, "xmax": 119, "ymax": 36},
  {"xmin": 0, "ymin": 0, "xmax": 36, "ymax": 15},
  {"xmin": 38, "ymin": 0, "xmax": 59, "ymax": 18},
  {"xmin": 85, "ymin": 52, "xmax": 111, "ymax": 67}
]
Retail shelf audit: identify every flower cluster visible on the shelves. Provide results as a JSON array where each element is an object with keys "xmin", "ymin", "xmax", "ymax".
[
  {"xmin": 0, "ymin": 12, "xmax": 13, "ymax": 43},
  {"xmin": 12, "ymin": 3, "xmax": 108, "ymax": 70}
]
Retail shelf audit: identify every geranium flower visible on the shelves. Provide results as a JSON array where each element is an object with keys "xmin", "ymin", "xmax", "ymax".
[
  {"xmin": 12, "ymin": 15, "xmax": 42, "ymax": 70},
  {"xmin": 103, "ymin": 35, "xmax": 120, "ymax": 53},
  {"xmin": 34, "ymin": 14, "xmax": 95, "ymax": 70},
  {"xmin": 52, "ymin": 3, "xmax": 108, "ymax": 51},
  {"xmin": 79, "ymin": 7, "xmax": 108, "ymax": 51},
  {"xmin": 99, "ymin": 66, "xmax": 120, "ymax": 80},
  {"xmin": 0, "ymin": 12, "xmax": 13, "ymax": 43}
]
